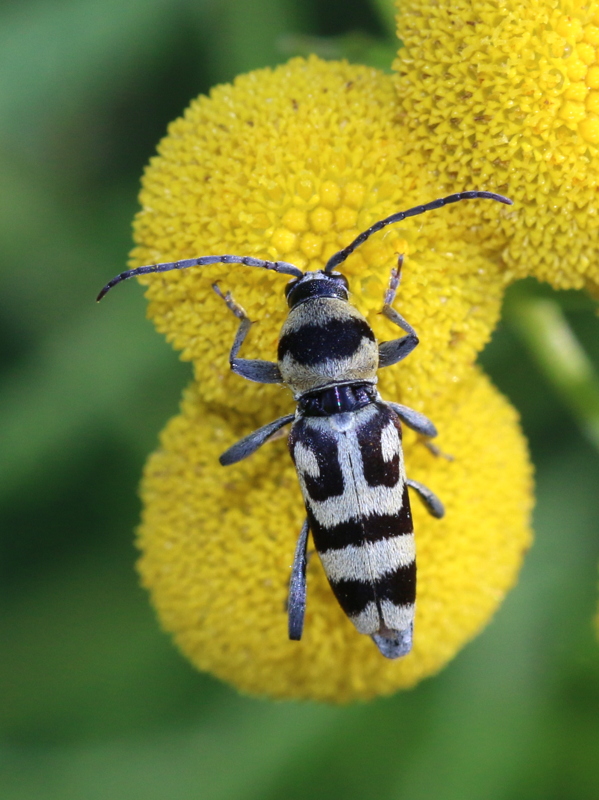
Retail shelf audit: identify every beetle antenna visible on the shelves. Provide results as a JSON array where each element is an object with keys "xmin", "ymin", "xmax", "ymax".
[
  {"xmin": 323, "ymin": 190, "xmax": 512, "ymax": 274},
  {"xmin": 96, "ymin": 254, "xmax": 304, "ymax": 302}
]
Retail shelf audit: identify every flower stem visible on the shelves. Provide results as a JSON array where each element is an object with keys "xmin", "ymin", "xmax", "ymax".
[
  {"xmin": 369, "ymin": 0, "xmax": 397, "ymax": 39},
  {"xmin": 508, "ymin": 296, "xmax": 599, "ymax": 452}
]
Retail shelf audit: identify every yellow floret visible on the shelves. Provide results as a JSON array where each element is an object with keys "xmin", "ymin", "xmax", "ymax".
[
  {"xmin": 138, "ymin": 369, "xmax": 532, "ymax": 702},
  {"xmin": 395, "ymin": 0, "xmax": 599, "ymax": 292}
]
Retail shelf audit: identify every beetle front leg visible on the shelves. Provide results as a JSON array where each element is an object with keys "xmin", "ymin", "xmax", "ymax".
[
  {"xmin": 378, "ymin": 255, "xmax": 420, "ymax": 369},
  {"xmin": 212, "ymin": 283, "xmax": 282, "ymax": 384}
]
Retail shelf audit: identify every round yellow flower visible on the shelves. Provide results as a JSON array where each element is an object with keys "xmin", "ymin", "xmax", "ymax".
[
  {"xmin": 395, "ymin": 0, "xmax": 599, "ymax": 292},
  {"xmin": 126, "ymin": 56, "xmax": 534, "ymax": 701},
  {"xmin": 139, "ymin": 369, "xmax": 532, "ymax": 701},
  {"xmin": 131, "ymin": 57, "xmax": 513, "ymax": 418}
]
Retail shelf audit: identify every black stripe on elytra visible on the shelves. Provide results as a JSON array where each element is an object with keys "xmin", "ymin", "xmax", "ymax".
[
  {"xmin": 278, "ymin": 317, "xmax": 375, "ymax": 366},
  {"xmin": 375, "ymin": 560, "xmax": 417, "ymax": 608},
  {"xmin": 328, "ymin": 561, "xmax": 416, "ymax": 617},
  {"xmin": 289, "ymin": 420, "xmax": 345, "ymax": 501},
  {"xmin": 356, "ymin": 404, "xmax": 403, "ymax": 488},
  {"xmin": 308, "ymin": 498, "xmax": 413, "ymax": 552}
]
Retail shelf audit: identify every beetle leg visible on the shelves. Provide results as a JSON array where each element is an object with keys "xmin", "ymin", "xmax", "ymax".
[
  {"xmin": 288, "ymin": 519, "xmax": 310, "ymax": 641},
  {"xmin": 388, "ymin": 402, "xmax": 438, "ymax": 438},
  {"xmin": 378, "ymin": 256, "xmax": 420, "ymax": 368},
  {"xmin": 212, "ymin": 283, "xmax": 282, "ymax": 383},
  {"xmin": 406, "ymin": 478, "xmax": 445, "ymax": 518},
  {"xmin": 219, "ymin": 414, "xmax": 295, "ymax": 466}
]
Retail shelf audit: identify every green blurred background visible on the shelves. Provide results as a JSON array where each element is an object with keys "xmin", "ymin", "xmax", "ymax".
[{"xmin": 1, "ymin": 1, "xmax": 599, "ymax": 798}]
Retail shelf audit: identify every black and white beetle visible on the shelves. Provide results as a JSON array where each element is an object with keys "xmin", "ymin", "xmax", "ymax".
[{"xmin": 98, "ymin": 190, "xmax": 512, "ymax": 658}]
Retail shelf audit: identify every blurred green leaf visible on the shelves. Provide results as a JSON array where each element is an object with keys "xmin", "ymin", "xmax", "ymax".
[
  {"xmin": 200, "ymin": 0, "xmax": 308, "ymax": 82},
  {"xmin": 0, "ymin": 551, "xmax": 213, "ymax": 743},
  {"xmin": 0, "ymin": 157, "xmax": 132, "ymax": 338},
  {"xmin": 0, "ymin": 0, "xmax": 206, "ymax": 149},
  {"xmin": 1, "ymin": 700, "xmax": 343, "ymax": 800},
  {"xmin": 0, "ymin": 288, "xmax": 188, "ymax": 502},
  {"xmin": 388, "ymin": 442, "xmax": 599, "ymax": 800}
]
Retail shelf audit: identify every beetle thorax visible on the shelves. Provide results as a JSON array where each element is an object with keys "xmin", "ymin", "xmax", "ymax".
[{"xmin": 277, "ymin": 297, "xmax": 379, "ymax": 397}]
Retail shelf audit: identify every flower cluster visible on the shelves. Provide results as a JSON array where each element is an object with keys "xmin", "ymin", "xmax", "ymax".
[
  {"xmin": 396, "ymin": 0, "xmax": 599, "ymax": 292},
  {"xmin": 128, "ymin": 0, "xmax": 596, "ymax": 701}
]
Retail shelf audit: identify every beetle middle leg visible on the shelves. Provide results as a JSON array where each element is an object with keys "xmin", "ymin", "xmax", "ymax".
[
  {"xmin": 388, "ymin": 402, "xmax": 438, "ymax": 438},
  {"xmin": 212, "ymin": 282, "xmax": 282, "ymax": 384},
  {"xmin": 388, "ymin": 401, "xmax": 453, "ymax": 459},
  {"xmin": 219, "ymin": 413, "xmax": 295, "ymax": 466}
]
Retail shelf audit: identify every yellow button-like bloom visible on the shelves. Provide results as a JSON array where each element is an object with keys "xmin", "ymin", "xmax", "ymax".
[
  {"xmin": 130, "ymin": 57, "xmax": 534, "ymax": 700},
  {"xmin": 133, "ymin": 59, "xmax": 512, "ymax": 413},
  {"xmin": 140, "ymin": 370, "xmax": 531, "ymax": 701},
  {"xmin": 396, "ymin": 0, "xmax": 599, "ymax": 293}
]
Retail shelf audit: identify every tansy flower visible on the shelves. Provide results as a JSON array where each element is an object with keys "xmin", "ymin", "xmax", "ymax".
[
  {"xmin": 395, "ymin": 0, "xmax": 599, "ymax": 292},
  {"xmin": 116, "ymin": 0, "xmax": 599, "ymax": 700},
  {"xmin": 128, "ymin": 57, "xmax": 533, "ymax": 701}
]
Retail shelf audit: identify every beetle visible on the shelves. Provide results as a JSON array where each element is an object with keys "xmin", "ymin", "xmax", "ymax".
[{"xmin": 98, "ymin": 190, "xmax": 512, "ymax": 658}]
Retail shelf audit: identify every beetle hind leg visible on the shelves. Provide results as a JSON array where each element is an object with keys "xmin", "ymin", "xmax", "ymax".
[
  {"xmin": 288, "ymin": 519, "xmax": 310, "ymax": 641},
  {"xmin": 406, "ymin": 478, "xmax": 445, "ymax": 518}
]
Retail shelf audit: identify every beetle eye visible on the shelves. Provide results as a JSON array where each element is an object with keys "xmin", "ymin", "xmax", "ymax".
[{"xmin": 285, "ymin": 278, "xmax": 300, "ymax": 298}]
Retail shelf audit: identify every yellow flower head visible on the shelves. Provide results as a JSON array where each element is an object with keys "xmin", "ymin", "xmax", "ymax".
[
  {"xmin": 127, "ymin": 56, "xmax": 534, "ymax": 701},
  {"xmin": 133, "ymin": 58, "xmax": 514, "ymax": 413},
  {"xmin": 140, "ymin": 371, "xmax": 531, "ymax": 701},
  {"xmin": 395, "ymin": 0, "xmax": 599, "ymax": 292}
]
